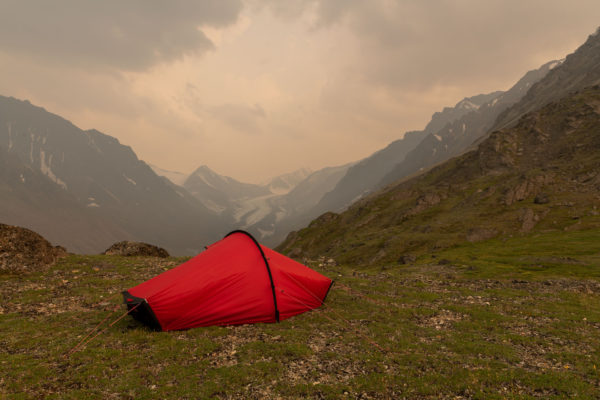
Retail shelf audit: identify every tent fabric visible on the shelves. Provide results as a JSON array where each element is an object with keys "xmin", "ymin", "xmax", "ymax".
[{"xmin": 122, "ymin": 230, "xmax": 333, "ymax": 331}]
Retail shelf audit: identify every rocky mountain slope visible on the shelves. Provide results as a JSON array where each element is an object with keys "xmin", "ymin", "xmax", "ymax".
[
  {"xmin": 181, "ymin": 163, "xmax": 352, "ymax": 245},
  {"xmin": 278, "ymin": 86, "xmax": 600, "ymax": 265},
  {"xmin": 0, "ymin": 96, "xmax": 221, "ymax": 254},
  {"xmin": 267, "ymin": 64, "xmax": 555, "ymax": 247},
  {"xmin": 492, "ymin": 28, "xmax": 600, "ymax": 131},
  {"xmin": 243, "ymin": 163, "xmax": 353, "ymax": 244},
  {"xmin": 313, "ymin": 92, "xmax": 504, "ymax": 216},
  {"xmin": 0, "ymin": 144, "xmax": 132, "ymax": 254},
  {"xmin": 263, "ymin": 167, "xmax": 312, "ymax": 194},
  {"xmin": 184, "ymin": 165, "xmax": 272, "ymax": 215},
  {"xmin": 149, "ymin": 164, "xmax": 188, "ymax": 186},
  {"xmin": 380, "ymin": 59, "xmax": 562, "ymax": 187}
]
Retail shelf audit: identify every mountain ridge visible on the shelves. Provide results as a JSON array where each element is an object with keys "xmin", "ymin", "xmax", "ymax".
[
  {"xmin": 0, "ymin": 95, "xmax": 221, "ymax": 254},
  {"xmin": 278, "ymin": 85, "xmax": 600, "ymax": 264},
  {"xmin": 380, "ymin": 58, "xmax": 563, "ymax": 188}
]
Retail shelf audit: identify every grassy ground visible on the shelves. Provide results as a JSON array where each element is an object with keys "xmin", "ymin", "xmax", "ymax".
[{"xmin": 1, "ymin": 230, "xmax": 599, "ymax": 399}]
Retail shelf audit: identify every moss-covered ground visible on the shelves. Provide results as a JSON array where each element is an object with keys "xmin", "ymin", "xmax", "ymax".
[{"xmin": 1, "ymin": 229, "xmax": 599, "ymax": 399}]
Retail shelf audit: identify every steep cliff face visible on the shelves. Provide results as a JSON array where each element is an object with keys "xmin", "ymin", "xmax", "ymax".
[{"xmin": 278, "ymin": 86, "xmax": 600, "ymax": 265}]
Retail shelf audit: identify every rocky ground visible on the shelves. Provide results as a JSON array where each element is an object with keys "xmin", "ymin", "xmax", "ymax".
[
  {"xmin": 102, "ymin": 241, "xmax": 170, "ymax": 258},
  {"xmin": 1, "ymin": 229, "xmax": 599, "ymax": 399},
  {"xmin": 0, "ymin": 223, "xmax": 66, "ymax": 273}
]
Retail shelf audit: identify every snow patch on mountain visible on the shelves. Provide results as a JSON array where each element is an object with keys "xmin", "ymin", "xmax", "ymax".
[
  {"xmin": 548, "ymin": 59, "xmax": 565, "ymax": 70},
  {"xmin": 39, "ymin": 150, "xmax": 67, "ymax": 189},
  {"xmin": 29, "ymin": 132, "xmax": 34, "ymax": 163},
  {"xmin": 233, "ymin": 193, "xmax": 279, "ymax": 225},
  {"xmin": 457, "ymin": 99, "xmax": 479, "ymax": 110},
  {"xmin": 123, "ymin": 174, "xmax": 136, "ymax": 186},
  {"xmin": 149, "ymin": 164, "xmax": 189, "ymax": 186},
  {"xmin": 198, "ymin": 198, "xmax": 227, "ymax": 214},
  {"xmin": 7, "ymin": 122, "xmax": 13, "ymax": 150},
  {"xmin": 85, "ymin": 131, "xmax": 103, "ymax": 154},
  {"xmin": 257, "ymin": 227, "xmax": 275, "ymax": 239},
  {"xmin": 263, "ymin": 168, "xmax": 312, "ymax": 195}
]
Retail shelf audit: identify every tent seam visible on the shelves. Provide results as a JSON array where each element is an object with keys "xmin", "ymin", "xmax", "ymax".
[{"xmin": 224, "ymin": 230, "xmax": 280, "ymax": 322}]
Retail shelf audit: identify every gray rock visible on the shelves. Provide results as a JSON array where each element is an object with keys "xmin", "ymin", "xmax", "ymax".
[{"xmin": 103, "ymin": 241, "xmax": 169, "ymax": 258}]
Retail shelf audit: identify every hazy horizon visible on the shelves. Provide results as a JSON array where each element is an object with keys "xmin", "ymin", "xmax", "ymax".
[{"xmin": 1, "ymin": 1, "xmax": 599, "ymax": 183}]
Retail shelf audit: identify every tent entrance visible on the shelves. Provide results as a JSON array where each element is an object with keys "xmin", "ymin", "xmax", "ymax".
[{"xmin": 122, "ymin": 291, "xmax": 162, "ymax": 331}]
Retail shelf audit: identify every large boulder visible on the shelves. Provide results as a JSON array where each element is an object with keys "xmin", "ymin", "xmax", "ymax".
[
  {"xmin": 103, "ymin": 241, "xmax": 170, "ymax": 258},
  {"xmin": 0, "ymin": 223, "xmax": 67, "ymax": 273}
]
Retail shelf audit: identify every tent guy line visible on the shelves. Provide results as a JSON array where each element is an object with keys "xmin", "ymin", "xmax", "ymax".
[
  {"xmin": 64, "ymin": 230, "xmax": 392, "ymax": 355},
  {"xmin": 66, "ymin": 303, "xmax": 142, "ymax": 357}
]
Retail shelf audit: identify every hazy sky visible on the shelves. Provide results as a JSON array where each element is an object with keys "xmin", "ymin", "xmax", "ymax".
[{"xmin": 1, "ymin": 1, "xmax": 599, "ymax": 183}]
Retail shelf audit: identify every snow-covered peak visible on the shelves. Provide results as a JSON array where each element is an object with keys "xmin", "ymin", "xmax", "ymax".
[
  {"xmin": 150, "ymin": 164, "xmax": 189, "ymax": 186},
  {"xmin": 187, "ymin": 165, "xmax": 235, "ymax": 189}
]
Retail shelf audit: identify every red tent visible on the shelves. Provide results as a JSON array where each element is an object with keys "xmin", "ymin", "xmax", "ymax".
[{"xmin": 122, "ymin": 230, "xmax": 333, "ymax": 331}]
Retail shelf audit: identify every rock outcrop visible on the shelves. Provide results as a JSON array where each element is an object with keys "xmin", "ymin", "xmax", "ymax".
[
  {"xmin": 0, "ymin": 223, "xmax": 66, "ymax": 273},
  {"xmin": 103, "ymin": 241, "xmax": 170, "ymax": 258}
]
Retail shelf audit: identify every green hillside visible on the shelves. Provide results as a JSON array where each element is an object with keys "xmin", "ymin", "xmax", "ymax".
[
  {"xmin": 278, "ymin": 86, "xmax": 600, "ymax": 266},
  {"xmin": 1, "ymin": 231, "xmax": 599, "ymax": 398}
]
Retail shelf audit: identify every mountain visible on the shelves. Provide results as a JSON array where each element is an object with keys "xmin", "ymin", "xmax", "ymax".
[
  {"xmin": 263, "ymin": 168, "xmax": 312, "ymax": 195},
  {"xmin": 0, "ymin": 96, "xmax": 220, "ymax": 254},
  {"xmin": 311, "ymin": 92, "xmax": 504, "ymax": 216},
  {"xmin": 183, "ymin": 165, "xmax": 271, "ymax": 215},
  {"xmin": 208, "ymin": 58, "xmax": 565, "ymax": 245},
  {"xmin": 492, "ymin": 28, "xmax": 600, "ymax": 131},
  {"xmin": 380, "ymin": 59, "xmax": 563, "ymax": 187},
  {"xmin": 181, "ymin": 163, "xmax": 352, "ymax": 245},
  {"xmin": 0, "ymin": 144, "xmax": 131, "ymax": 253},
  {"xmin": 149, "ymin": 164, "xmax": 188, "ymax": 186},
  {"xmin": 278, "ymin": 85, "xmax": 600, "ymax": 264},
  {"xmin": 279, "ymin": 164, "xmax": 353, "ymax": 216},
  {"xmin": 244, "ymin": 163, "xmax": 353, "ymax": 244},
  {"xmin": 425, "ymin": 92, "xmax": 503, "ymax": 134}
]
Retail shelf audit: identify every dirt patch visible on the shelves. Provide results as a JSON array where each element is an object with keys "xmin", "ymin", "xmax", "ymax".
[
  {"xmin": 466, "ymin": 228, "xmax": 498, "ymax": 243},
  {"xmin": 417, "ymin": 309, "xmax": 467, "ymax": 330},
  {"xmin": 0, "ymin": 223, "xmax": 66, "ymax": 273},
  {"xmin": 102, "ymin": 241, "xmax": 169, "ymax": 258}
]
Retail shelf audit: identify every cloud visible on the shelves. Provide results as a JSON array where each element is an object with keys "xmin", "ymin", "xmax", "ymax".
[
  {"xmin": 2, "ymin": 0, "xmax": 600, "ymax": 183},
  {"xmin": 209, "ymin": 103, "xmax": 266, "ymax": 134},
  {"xmin": 259, "ymin": 0, "xmax": 600, "ymax": 92},
  {"xmin": 0, "ymin": 0, "xmax": 243, "ymax": 70}
]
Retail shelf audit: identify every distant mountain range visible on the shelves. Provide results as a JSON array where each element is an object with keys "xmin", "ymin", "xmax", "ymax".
[
  {"xmin": 277, "ymin": 28, "xmax": 600, "ymax": 264},
  {"xmin": 144, "ymin": 58, "xmax": 560, "ymax": 247},
  {"xmin": 165, "ymin": 163, "xmax": 351, "ymax": 245}
]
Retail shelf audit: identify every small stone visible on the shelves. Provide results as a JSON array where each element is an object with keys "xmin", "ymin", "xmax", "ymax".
[
  {"xmin": 397, "ymin": 254, "xmax": 416, "ymax": 264},
  {"xmin": 534, "ymin": 193, "xmax": 550, "ymax": 204}
]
